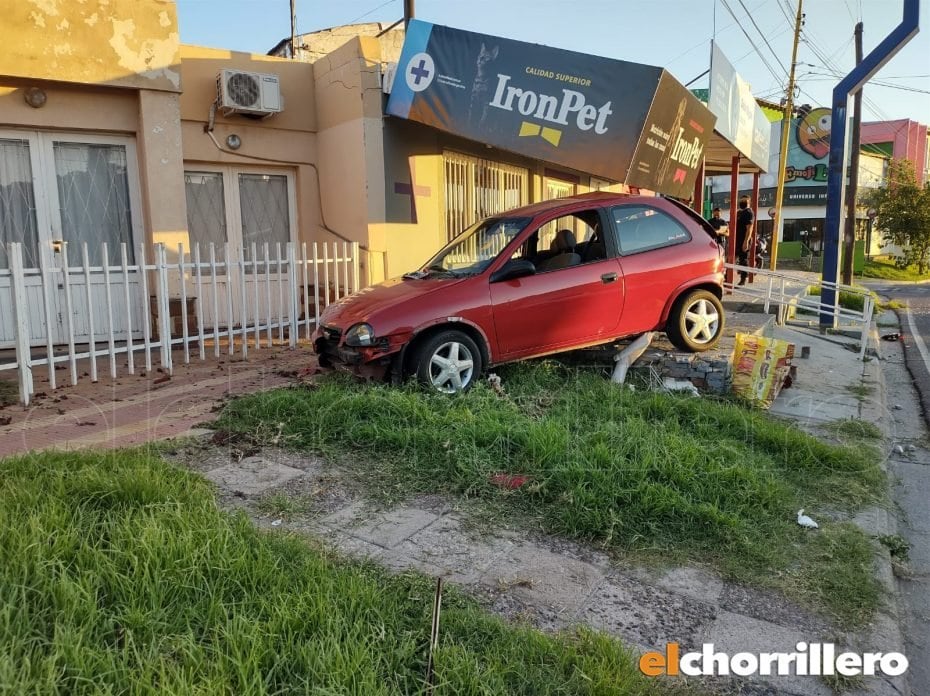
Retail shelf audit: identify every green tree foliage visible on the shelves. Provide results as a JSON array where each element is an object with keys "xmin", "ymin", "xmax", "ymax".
[{"xmin": 869, "ymin": 159, "xmax": 930, "ymax": 273}]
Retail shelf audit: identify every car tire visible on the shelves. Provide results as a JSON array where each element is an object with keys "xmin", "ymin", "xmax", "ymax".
[
  {"xmin": 666, "ymin": 289, "xmax": 724, "ymax": 352},
  {"xmin": 413, "ymin": 330, "xmax": 483, "ymax": 394}
]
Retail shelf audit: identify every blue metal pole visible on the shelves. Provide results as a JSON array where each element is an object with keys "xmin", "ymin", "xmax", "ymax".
[{"xmin": 821, "ymin": 0, "xmax": 919, "ymax": 328}]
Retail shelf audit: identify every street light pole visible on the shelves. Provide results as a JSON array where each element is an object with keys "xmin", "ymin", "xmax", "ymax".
[{"xmin": 769, "ymin": 0, "xmax": 804, "ymax": 271}]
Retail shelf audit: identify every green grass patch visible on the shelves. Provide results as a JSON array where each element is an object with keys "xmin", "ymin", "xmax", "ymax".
[
  {"xmin": 825, "ymin": 419, "xmax": 883, "ymax": 441},
  {"xmin": 844, "ymin": 384, "xmax": 875, "ymax": 401},
  {"xmin": 0, "ymin": 449, "xmax": 676, "ymax": 695},
  {"xmin": 256, "ymin": 490, "xmax": 306, "ymax": 519},
  {"xmin": 216, "ymin": 362, "xmax": 884, "ymax": 625},
  {"xmin": 861, "ymin": 256, "xmax": 930, "ymax": 282},
  {"xmin": 807, "ymin": 285, "xmax": 873, "ymax": 313}
]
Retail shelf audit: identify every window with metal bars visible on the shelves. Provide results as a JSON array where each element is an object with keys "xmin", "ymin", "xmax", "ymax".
[{"xmin": 442, "ymin": 151, "xmax": 528, "ymax": 241}]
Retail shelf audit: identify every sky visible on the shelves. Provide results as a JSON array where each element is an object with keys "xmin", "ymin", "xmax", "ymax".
[{"xmin": 176, "ymin": 0, "xmax": 930, "ymax": 124}]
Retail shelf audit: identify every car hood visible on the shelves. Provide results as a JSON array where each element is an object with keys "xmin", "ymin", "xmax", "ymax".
[{"xmin": 319, "ymin": 275, "xmax": 467, "ymax": 328}]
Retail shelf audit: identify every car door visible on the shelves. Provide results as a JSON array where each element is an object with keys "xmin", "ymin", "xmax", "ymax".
[
  {"xmin": 488, "ymin": 207, "xmax": 624, "ymax": 359},
  {"xmin": 611, "ymin": 201, "xmax": 704, "ymax": 333}
]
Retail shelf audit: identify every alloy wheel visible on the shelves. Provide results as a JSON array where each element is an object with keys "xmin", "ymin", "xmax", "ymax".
[
  {"xmin": 684, "ymin": 298, "xmax": 721, "ymax": 345},
  {"xmin": 428, "ymin": 341, "xmax": 475, "ymax": 393}
]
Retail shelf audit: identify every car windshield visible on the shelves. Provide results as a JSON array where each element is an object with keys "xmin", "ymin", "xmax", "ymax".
[{"xmin": 421, "ymin": 217, "xmax": 531, "ymax": 277}]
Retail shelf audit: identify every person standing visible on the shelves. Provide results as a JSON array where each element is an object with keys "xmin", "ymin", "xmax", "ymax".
[
  {"xmin": 708, "ymin": 207, "xmax": 729, "ymax": 249},
  {"xmin": 735, "ymin": 195, "xmax": 755, "ymax": 286}
]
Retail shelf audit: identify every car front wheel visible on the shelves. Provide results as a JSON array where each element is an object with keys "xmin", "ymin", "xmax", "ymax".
[
  {"xmin": 414, "ymin": 330, "xmax": 483, "ymax": 393},
  {"xmin": 666, "ymin": 289, "xmax": 724, "ymax": 352}
]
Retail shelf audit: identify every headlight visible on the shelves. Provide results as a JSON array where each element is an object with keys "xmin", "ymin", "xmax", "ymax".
[{"xmin": 345, "ymin": 323, "xmax": 375, "ymax": 347}]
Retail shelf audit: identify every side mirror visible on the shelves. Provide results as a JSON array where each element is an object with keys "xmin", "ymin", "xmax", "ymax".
[{"xmin": 490, "ymin": 258, "xmax": 536, "ymax": 283}]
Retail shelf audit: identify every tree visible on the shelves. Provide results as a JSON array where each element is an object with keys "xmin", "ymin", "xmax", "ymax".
[{"xmin": 869, "ymin": 159, "xmax": 930, "ymax": 272}]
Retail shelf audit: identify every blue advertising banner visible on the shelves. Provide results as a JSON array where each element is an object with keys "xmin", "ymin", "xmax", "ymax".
[{"xmin": 387, "ymin": 20, "xmax": 716, "ymax": 199}]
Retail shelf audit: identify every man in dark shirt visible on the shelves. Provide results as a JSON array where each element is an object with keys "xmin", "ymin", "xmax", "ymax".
[
  {"xmin": 708, "ymin": 207, "xmax": 728, "ymax": 248},
  {"xmin": 735, "ymin": 195, "xmax": 755, "ymax": 285}
]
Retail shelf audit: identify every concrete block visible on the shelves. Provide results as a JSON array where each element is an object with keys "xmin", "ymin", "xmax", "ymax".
[
  {"xmin": 654, "ymin": 566, "xmax": 725, "ymax": 605},
  {"xmin": 480, "ymin": 541, "xmax": 606, "ymax": 617},
  {"xmin": 579, "ymin": 571, "xmax": 716, "ymax": 650},
  {"xmin": 384, "ymin": 515, "xmax": 516, "ymax": 584},
  {"xmin": 317, "ymin": 504, "xmax": 440, "ymax": 549},
  {"xmin": 700, "ymin": 610, "xmax": 834, "ymax": 696},
  {"xmin": 203, "ymin": 457, "xmax": 303, "ymax": 495}
]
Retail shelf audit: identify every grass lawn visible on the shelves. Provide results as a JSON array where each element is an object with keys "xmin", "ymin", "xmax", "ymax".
[
  {"xmin": 216, "ymin": 362, "xmax": 885, "ymax": 627},
  {"xmin": 861, "ymin": 256, "xmax": 930, "ymax": 282},
  {"xmin": 0, "ymin": 449, "xmax": 676, "ymax": 695},
  {"xmin": 806, "ymin": 285, "xmax": 874, "ymax": 313}
]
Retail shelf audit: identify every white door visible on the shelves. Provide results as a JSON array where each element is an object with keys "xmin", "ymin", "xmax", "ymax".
[
  {"xmin": 0, "ymin": 130, "xmax": 144, "ymax": 348},
  {"xmin": 183, "ymin": 166, "xmax": 297, "ymax": 333}
]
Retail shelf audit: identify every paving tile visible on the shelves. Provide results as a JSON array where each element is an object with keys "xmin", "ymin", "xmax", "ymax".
[
  {"xmin": 579, "ymin": 571, "xmax": 716, "ymax": 651},
  {"xmin": 769, "ymin": 392, "xmax": 862, "ymax": 422},
  {"xmin": 204, "ymin": 456, "xmax": 303, "ymax": 495},
  {"xmin": 653, "ymin": 566, "xmax": 725, "ymax": 605},
  {"xmin": 321, "ymin": 530, "xmax": 385, "ymax": 562},
  {"xmin": 700, "ymin": 610, "xmax": 834, "ymax": 696},
  {"xmin": 384, "ymin": 515, "xmax": 517, "ymax": 584},
  {"xmin": 317, "ymin": 504, "xmax": 440, "ymax": 550},
  {"xmin": 479, "ymin": 541, "xmax": 605, "ymax": 618}
]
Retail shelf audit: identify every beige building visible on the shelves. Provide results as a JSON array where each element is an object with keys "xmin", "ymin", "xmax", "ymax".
[{"xmin": 0, "ymin": 1, "xmax": 634, "ymax": 344}]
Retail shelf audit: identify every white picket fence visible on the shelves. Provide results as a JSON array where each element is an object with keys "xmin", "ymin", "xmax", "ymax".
[{"xmin": 0, "ymin": 240, "xmax": 359, "ymax": 405}]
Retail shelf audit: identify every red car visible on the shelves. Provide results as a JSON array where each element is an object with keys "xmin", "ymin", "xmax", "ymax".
[{"xmin": 313, "ymin": 192, "xmax": 724, "ymax": 393}]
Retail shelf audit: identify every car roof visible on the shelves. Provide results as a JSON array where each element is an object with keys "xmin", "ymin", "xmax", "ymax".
[{"xmin": 498, "ymin": 191, "xmax": 649, "ymax": 218}]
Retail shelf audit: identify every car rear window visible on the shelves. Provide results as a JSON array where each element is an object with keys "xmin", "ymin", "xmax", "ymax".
[{"xmin": 611, "ymin": 205, "xmax": 691, "ymax": 255}]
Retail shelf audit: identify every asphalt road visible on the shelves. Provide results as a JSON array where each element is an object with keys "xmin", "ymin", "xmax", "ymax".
[
  {"xmin": 864, "ymin": 279, "xmax": 930, "ymax": 695},
  {"xmin": 867, "ymin": 280, "xmax": 930, "ymax": 418}
]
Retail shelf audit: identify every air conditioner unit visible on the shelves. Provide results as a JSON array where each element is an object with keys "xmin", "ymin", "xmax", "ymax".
[{"xmin": 217, "ymin": 69, "xmax": 283, "ymax": 117}]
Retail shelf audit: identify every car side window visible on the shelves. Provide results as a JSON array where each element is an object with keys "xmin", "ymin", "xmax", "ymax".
[
  {"xmin": 519, "ymin": 210, "xmax": 608, "ymax": 273},
  {"xmin": 612, "ymin": 205, "xmax": 691, "ymax": 256}
]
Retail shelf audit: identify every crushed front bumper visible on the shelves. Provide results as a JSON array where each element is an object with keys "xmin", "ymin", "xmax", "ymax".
[{"xmin": 311, "ymin": 324, "xmax": 407, "ymax": 380}]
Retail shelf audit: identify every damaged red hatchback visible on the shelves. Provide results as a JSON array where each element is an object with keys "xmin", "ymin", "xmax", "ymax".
[{"xmin": 312, "ymin": 192, "xmax": 724, "ymax": 393}]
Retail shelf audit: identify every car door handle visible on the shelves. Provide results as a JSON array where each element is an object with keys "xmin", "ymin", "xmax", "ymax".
[{"xmin": 601, "ymin": 272, "xmax": 618, "ymax": 284}]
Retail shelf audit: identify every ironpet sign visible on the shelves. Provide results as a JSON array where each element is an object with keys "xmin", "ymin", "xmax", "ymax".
[{"xmin": 387, "ymin": 20, "xmax": 716, "ymax": 199}]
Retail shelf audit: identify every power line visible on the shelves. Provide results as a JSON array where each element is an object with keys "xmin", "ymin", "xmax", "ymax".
[
  {"xmin": 800, "ymin": 74, "xmax": 930, "ymax": 94},
  {"xmin": 843, "ymin": 0, "xmax": 856, "ymax": 23},
  {"xmin": 346, "ymin": 0, "xmax": 398, "ymax": 25},
  {"xmin": 718, "ymin": 0, "xmax": 788, "ymax": 85},
  {"xmin": 736, "ymin": 0, "xmax": 789, "ymax": 76},
  {"xmin": 799, "ymin": 29, "xmax": 894, "ymax": 122}
]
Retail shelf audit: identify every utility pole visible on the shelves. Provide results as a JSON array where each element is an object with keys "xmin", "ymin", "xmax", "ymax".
[
  {"xmin": 842, "ymin": 21, "xmax": 864, "ymax": 285},
  {"xmin": 769, "ymin": 0, "xmax": 804, "ymax": 271},
  {"xmin": 404, "ymin": 0, "xmax": 415, "ymax": 29},
  {"xmin": 290, "ymin": 0, "xmax": 297, "ymax": 58}
]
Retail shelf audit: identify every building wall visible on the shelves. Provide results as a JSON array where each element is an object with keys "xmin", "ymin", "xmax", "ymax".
[
  {"xmin": 178, "ymin": 45, "xmax": 321, "ymax": 254},
  {"xmin": 311, "ymin": 37, "xmax": 386, "ymax": 284},
  {"xmin": 2, "ymin": 0, "xmax": 181, "ymax": 92},
  {"xmin": 862, "ymin": 119, "xmax": 928, "ymax": 185},
  {"xmin": 0, "ymin": 0, "xmax": 185, "ymax": 255},
  {"xmin": 374, "ymin": 118, "xmax": 615, "ymax": 279}
]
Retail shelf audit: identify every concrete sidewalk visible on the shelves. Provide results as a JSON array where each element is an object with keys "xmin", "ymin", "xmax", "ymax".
[{"xmin": 0, "ymin": 347, "xmax": 314, "ymax": 458}]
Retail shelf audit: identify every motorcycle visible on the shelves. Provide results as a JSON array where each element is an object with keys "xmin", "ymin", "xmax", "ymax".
[{"xmin": 754, "ymin": 232, "xmax": 770, "ymax": 269}]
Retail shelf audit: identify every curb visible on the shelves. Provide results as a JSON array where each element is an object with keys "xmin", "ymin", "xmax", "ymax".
[{"xmin": 852, "ymin": 316, "xmax": 909, "ymax": 696}]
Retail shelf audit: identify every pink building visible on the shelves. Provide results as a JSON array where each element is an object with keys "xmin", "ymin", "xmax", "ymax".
[{"xmin": 861, "ymin": 119, "xmax": 930, "ymax": 185}]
